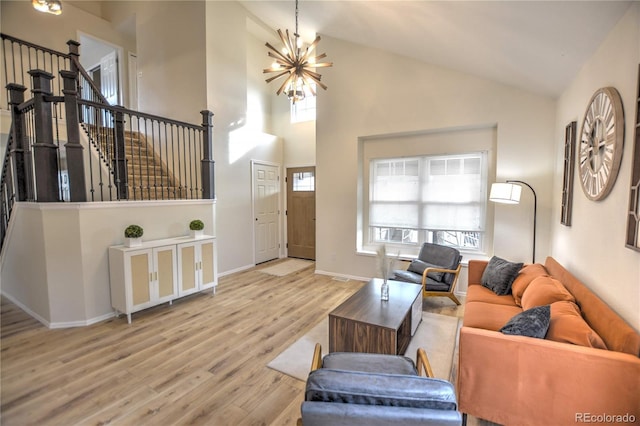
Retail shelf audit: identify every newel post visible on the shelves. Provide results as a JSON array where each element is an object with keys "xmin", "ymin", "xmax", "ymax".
[
  {"xmin": 113, "ymin": 107, "xmax": 128, "ymax": 200},
  {"xmin": 200, "ymin": 110, "xmax": 215, "ymax": 200},
  {"xmin": 60, "ymin": 70, "xmax": 87, "ymax": 202},
  {"xmin": 6, "ymin": 83, "xmax": 29, "ymax": 201},
  {"xmin": 66, "ymin": 40, "xmax": 81, "ymax": 91},
  {"xmin": 29, "ymin": 69, "xmax": 60, "ymax": 202}
]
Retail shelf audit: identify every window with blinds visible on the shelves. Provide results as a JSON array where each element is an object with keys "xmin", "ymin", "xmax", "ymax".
[{"xmin": 368, "ymin": 152, "xmax": 487, "ymax": 250}]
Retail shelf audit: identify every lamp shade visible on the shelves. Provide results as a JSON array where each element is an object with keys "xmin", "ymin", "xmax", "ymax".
[{"xmin": 489, "ymin": 182, "xmax": 521, "ymax": 204}]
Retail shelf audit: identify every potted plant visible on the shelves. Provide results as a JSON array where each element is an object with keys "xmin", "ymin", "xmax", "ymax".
[
  {"xmin": 124, "ymin": 224, "xmax": 143, "ymax": 247},
  {"xmin": 189, "ymin": 219, "xmax": 205, "ymax": 238}
]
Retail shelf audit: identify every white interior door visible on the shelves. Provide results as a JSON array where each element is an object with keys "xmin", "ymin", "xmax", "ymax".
[
  {"xmin": 100, "ymin": 51, "xmax": 119, "ymax": 105},
  {"xmin": 253, "ymin": 162, "xmax": 280, "ymax": 264}
]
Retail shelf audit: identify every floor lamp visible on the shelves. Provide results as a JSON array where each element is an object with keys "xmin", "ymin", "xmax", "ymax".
[{"xmin": 489, "ymin": 180, "xmax": 537, "ymax": 263}]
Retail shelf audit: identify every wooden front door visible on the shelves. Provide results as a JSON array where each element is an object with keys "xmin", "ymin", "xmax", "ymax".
[{"xmin": 287, "ymin": 167, "xmax": 316, "ymax": 260}]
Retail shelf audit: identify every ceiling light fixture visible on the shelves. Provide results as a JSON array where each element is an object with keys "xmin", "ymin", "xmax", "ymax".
[
  {"xmin": 32, "ymin": 0, "xmax": 62, "ymax": 15},
  {"xmin": 263, "ymin": 0, "xmax": 332, "ymax": 103}
]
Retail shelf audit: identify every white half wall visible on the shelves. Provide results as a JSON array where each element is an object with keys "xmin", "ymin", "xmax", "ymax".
[
  {"xmin": 1, "ymin": 200, "xmax": 216, "ymax": 327},
  {"xmin": 551, "ymin": 3, "xmax": 640, "ymax": 331}
]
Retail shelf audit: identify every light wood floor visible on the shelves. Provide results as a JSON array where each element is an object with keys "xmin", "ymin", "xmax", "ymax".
[{"xmin": 0, "ymin": 260, "xmax": 465, "ymax": 426}]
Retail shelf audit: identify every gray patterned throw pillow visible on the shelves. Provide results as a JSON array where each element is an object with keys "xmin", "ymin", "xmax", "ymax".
[
  {"xmin": 481, "ymin": 256, "xmax": 524, "ymax": 295},
  {"xmin": 500, "ymin": 305, "xmax": 551, "ymax": 339}
]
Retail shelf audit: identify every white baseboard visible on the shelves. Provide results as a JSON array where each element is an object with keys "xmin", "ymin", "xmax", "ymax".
[
  {"xmin": 1, "ymin": 291, "xmax": 116, "ymax": 329},
  {"xmin": 218, "ymin": 263, "xmax": 255, "ymax": 277},
  {"xmin": 314, "ymin": 269, "xmax": 369, "ymax": 282},
  {"xmin": 49, "ymin": 311, "xmax": 116, "ymax": 329},
  {"xmin": 1, "ymin": 291, "xmax": 52, "ymax": 327}
]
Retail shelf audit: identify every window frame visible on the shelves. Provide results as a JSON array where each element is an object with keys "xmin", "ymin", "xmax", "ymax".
[
  {"xmin": 364, "ymin": 151, "xmax": 489, "ymax": 255},
  {"xmin": 290, "ymin": 85, "xmax": 317, "ymax": 123}
]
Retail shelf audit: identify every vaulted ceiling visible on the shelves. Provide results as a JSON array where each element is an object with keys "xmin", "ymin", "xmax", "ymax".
[{"xmin": 240, "ymin": 1, "xmax": 633, "ymax": 98}]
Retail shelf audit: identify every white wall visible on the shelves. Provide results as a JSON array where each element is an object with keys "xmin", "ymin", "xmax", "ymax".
[
  {"xmin": 205, "ymin": 2, "xmax": 284, "ymax": 273},
  {"xmin": 271, "ymin": 98, "xmax": 316, "ymax": 168},
  {"xmin": 315, "ymin": 36, "xmax": 557, "ymax": 292},
  {"xmin": 1, "ymin": 201, "xmax": 216, "ymax": 327},
  {"xmin": 134, "ymin": 1, "xmax": 207, "ymax": 123},
  {"xmin": 551, "ymin": 4, "xmax": 640, "ymax": 331},
  {"xmin": 0, "ymin": 1, "xmax": 135, "ymax": 106},
  {"xmin": 0, "ymin": 1, "xmax": 133, "ymax": 55}
]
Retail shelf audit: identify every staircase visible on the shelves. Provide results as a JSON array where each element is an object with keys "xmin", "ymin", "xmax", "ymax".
[
  {"xmin": 0, "ymin": 32, "xmax": 215, "ymax": 249},
  {"xmin": 124, "ymin": 130, "xmax": 178, "ymax": 199},
  {"xmin": 87, "ymin": 124, "xmax": 181, "ymax": 200}
]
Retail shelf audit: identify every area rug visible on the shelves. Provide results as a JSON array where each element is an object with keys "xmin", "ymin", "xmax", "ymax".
[
  {"xmin": 267, "ymin": 312, "xmax": 460, "ymax": 381},
  {"xmin": 258, "ymin": 259, "xmax": 314, "ymax": 277}
]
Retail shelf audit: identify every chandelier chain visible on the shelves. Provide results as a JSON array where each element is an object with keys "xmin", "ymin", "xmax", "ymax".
[{"xmin": 294, "ymin": 0, "xmax": 299, "ymax": 38}]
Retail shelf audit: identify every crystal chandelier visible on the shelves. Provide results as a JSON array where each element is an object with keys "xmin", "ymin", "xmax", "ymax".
[{"xmin": 263, "ymin": 0, "xmax": 333, "ymax": 103}]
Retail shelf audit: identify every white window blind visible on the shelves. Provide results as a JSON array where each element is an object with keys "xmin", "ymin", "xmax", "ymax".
[{"xmin": 370, "ymin": 152, "xmax": 486, "ymax": 233}]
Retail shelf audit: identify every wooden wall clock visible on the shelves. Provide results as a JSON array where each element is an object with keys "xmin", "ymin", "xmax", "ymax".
[{"xmin": 578, "ymin": 87, "xmax": 625, "ymax": 201}]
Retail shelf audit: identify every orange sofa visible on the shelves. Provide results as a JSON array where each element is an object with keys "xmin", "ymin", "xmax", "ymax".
[{"xmin": 457, "ymin": 256, "xmax": 640, "ymax": 426}]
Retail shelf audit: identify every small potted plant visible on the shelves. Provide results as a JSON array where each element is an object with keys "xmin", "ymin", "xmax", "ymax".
[
  {"xmin": 189, "ymin": 219, "xmax": 205, "ymax": 238},
  {"xmin": 124, "ymin": 224, "xmax": 143, "ymax": 247}
]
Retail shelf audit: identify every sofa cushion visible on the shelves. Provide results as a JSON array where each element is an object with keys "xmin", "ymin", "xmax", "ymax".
[
  {"xmin": 547, "ymin": 301, "xmax": 607, "ymax": 349},
  {"xmin": 521, "ymin": 276, "xmax": 575, "ymax": 310},
  {"xmin": 305, "ymin": 369, "xmax": 458, "ymax": 410},
  {"xmin": 511, "ymin": 263, "xmax": 548, "ymax": 307},
  {"xmin": 462, "ymin": 301, "xmax": 523, "ymax": 331},
  {"xmin": 500, "ymin": 305, "xmax": 551, "ymax": 339},
  {"xmin": 480, "ymin": 256, "xmax": 523, "ymax": 295},
  {"xmin": 408, "ymin": 259, "xmax": 445, "ymax": 282},
  {"xmin": 466, "ymin": 284, "xmax": 519, "ymax": 307},
  {"xmin": 545, "ymin": 257, "xmax": 640, "ymax": 356}
]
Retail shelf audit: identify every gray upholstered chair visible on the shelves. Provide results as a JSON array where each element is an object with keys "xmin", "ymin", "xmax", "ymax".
[
  {"xmin": 299, "ymin": 344, "xmax": 462, "ymax": 426},
  {"xmin": 393, "ymin": 243, "xmax": 462, "ymax": 305}
]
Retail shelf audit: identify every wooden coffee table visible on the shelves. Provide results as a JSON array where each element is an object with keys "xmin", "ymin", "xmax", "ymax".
[{"xmin": 328, "ymin": 278, "xmax": 422, "ymax": 355}]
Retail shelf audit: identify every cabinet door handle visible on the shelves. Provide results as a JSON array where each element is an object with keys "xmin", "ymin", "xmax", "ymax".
[
  {"xmin": 154, "ymin": 272, "xmax": 158, "ymax": 281},
  {"xmin": 149, "ymin": 272, "xmax": 153, "ymax": 282}
]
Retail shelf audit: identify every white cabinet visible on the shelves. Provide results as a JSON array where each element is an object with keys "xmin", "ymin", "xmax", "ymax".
[
  {"xmin": 109, "ymin": 236, "xmax": 217, "ymax": 323},
  {"xmin": 177, "ymin": 238, "xmax": 217, "ymax": 297}
]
